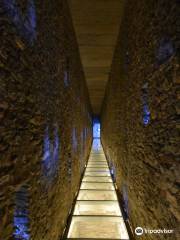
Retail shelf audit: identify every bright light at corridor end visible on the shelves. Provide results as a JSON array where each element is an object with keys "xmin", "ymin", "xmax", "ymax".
[
  {"xmin": 93, "ymin": 117, "xmax": 101, "ymax": 138},
  {"xmin": 66, "ymin": 138, "xmax": 129, "ymax": 239}
]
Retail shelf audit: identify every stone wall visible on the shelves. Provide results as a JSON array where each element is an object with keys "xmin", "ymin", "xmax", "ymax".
[
  {"xmin": 0, "ymin": 1, "xmax": 92, "ymax": 240},
  {"xmin": 101, "ymin": 0, "xmax": 179, "ymax": 239}
]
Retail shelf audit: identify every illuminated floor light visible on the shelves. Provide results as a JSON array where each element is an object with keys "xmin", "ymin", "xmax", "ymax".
[
  {"xmin": 66, "ymin": 139, "xmax": 129, "ymax": 239},
  {"xmin": 77, "ymin": 190, "xmax": 117, "ymax": 201},
  {"xmin": 89, "ymin": 159, "xmax": 106, "ymax": 162},
  {"xmin": 88, "ymin": 162, "xmax": 108, "ymax": 166},
  {"xmin": 73, "ymin": 201, "xmax": 122, "ymax": 216},
  {"xmin": 80, "ymin": 182, "xmax": 115, "ymax": 190},
  {"xmin": 82, "ymin": 176, "xmax": 113, "ymax": 183},
  {"xmin": 87, "ymin": 165, "xmax": 108, "ymax": 168},
  {"xmin": 68, "ymin": 216, "xmax": 129, "ymax": 239},
  {"xmin": 86, "ymin": 168, "xmax": 109, "ymax": 172},
  {"xmin": 85, "ymin": 171, "xmax": 111, "ymax": 177}
]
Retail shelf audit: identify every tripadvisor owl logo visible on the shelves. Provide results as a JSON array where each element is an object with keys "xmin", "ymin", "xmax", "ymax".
[
  {"xmin": 135, "ymin": 226, "xmax": 174, "ymax": 236},
  {"xmin": 135, "ymin": 227, "xmax": 144, "ymax": 236}
]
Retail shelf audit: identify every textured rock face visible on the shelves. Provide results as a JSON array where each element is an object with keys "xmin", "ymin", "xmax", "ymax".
[
  {"xmin": 101, "ymin": 1, "xmax": 179, "ymax": 239},
  {"xmin": 0, "ymin": 1, "xmax": 92, "ymax": 240}
]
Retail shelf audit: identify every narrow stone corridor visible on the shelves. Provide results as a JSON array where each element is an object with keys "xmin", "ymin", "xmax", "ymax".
[{"xmin": 66, "ymin": 139, "xmax": 129, "ymax": 239}]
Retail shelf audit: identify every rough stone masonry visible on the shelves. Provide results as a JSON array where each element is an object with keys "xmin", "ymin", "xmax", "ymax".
[
  {"xmin": 101, "ymin": 0, "xmax": 179, "ymax": 239},
  {"xmin": 0, "ymin": 0, "xmax": 92, "ymax": 239}
]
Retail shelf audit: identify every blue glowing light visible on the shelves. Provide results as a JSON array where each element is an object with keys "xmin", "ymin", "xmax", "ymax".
[
  {"xmin": 122, "ymin": 184, "xmax": 129, "ymax": 220},
  {"xmin": 109, "ymin": 161, "xmax": 116, "ymax": 182},
  {"xmin": 142, "ymin": 83, "xmax": 150, "ymax": 125},
  {"xmin": 92, "ymin": 118, "xmax": 101, "ymax": 150},
  {"xmin": 42, "ymin": 126, "xmax": 60, "ymax": 183},
  {"xmin": 2, "ymin": 0, "xmax": 37, "ymax": 45},
  {"xmin": 13, "ymin": 186, "xmax": 30, "ymax": 240},
  {"xmin": 143, "ymin": 105, "xmax": 151, "ymax": 125},
  {"xmin": 93, "ymin": 121, "xmax": 100, "ymax": 138}
]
